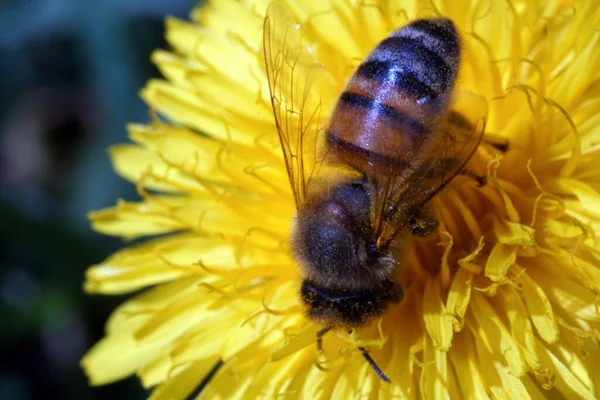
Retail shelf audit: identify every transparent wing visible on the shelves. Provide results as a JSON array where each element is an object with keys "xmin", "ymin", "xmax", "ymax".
[
  {"xmin": 263, "ymin": 2, "xmax": 337, "ymax": 210},
  {"xmin": 372, "ymin": 91, "xmax": 488, "ymax": 244}
]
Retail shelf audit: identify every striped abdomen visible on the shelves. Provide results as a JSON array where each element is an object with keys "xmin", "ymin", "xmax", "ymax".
[{"xmin": 327, "ymin": 18, "xmax": 460, "ymax": 171}]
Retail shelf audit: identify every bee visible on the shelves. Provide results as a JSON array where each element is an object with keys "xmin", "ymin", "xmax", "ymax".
[{"xmin": 263, "ymin": 3, "xmax": 487, "ymax": 382}]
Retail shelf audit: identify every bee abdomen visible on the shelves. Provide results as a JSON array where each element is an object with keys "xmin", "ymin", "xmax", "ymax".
[
  {"xmin": 392, "ymin": 19, "xmax": 460, "ymax": 67},
  {"xmin": 339, "ymin": 92, "xmax": 426, "ymax": 136},
  {"xmin": 357, "ymin": 18, "xmax": 460, "ymax": 101},
  {"xmin": 326, "ymin": 91, "xmax": 427, "ymax": 169},
  {"xmin": 355, "ymin": 61, "xmax": 439, "ymax": 101},
  {"xmin": 325, "ymin": 18, "xmax": 461, "ymax": 172}
]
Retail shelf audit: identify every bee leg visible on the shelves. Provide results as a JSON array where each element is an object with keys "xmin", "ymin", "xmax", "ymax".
[
  {"xmin": 482, "ymin": 133, "xmax": 509, "ymax": 153},
  {"xmin": 409, "ymin": 214, "xmax": 439, "ymax": 237},
  {"xmin": 316, "ymin": 326, "xmax": 332, "ymax": 352},
  {"xmin": 346, "ymin": 329, "xmax": 390, "ymax": 382},
  {"xmin": 459, "ymin": 168, "xmax": 487, "ymax": 187},
  {"xmin": 358, "ymin": 346, "xmax": 391, "ymax": 382},
  {"xmin": 424, "ymin": 158, "xmax": 487, "ymax": 187}
]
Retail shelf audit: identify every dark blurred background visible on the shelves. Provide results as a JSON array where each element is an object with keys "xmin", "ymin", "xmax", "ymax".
[{"xmin": 0, "ymin": 0, "xmax": 197, "ymax": 398}]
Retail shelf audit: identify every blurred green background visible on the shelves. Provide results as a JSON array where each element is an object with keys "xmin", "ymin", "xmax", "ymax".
[{"xmin": 1, "ymin": 0, "xmax": 198, "ymax": 398}]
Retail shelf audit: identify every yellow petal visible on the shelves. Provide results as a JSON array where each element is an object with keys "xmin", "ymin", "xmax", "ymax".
[
  {"xmin": 527, "ymin": 259, "xmax": 600, "ymax": 323},
  {"xmin": 520, "ymin": 273, "xmax": 560, "ymax": 344},
  {"xmin": 128, "ymin": 123, "xmax": 289, "ymax": 196},
  {"xmin": 163, "ymin": 17, "xmax": 203, "ymax": 57},
  {"xmin": 542, "ymin": 345, "xmax": 596, "ymax": 400},
  {"xmin": 109, "ymin": 144, "xmax": 191, "ymax": 193},
  {"xmin": 502, "ymin": 290, "xmax": 553, "ymax": 382},
  {"xmin": 85, "ymin": 233, "xmax": 283, "ymax": 294},
  {"xmin": 484, "ymin": 242, "xmax": 517, "ymax": 282},
  {"xmin": 470, "ymin": 293, "xmax": 526, "ymax": 377},
  {"xmin": 191, "ymin": 0, "xmax": 261, "ymax": 39},
  {"xmin": 552, "ymin": 178, "xmax": 600, "ymax": 219},
  {"xmin": 420, "ymin": 335, "xmax": 449, "ymax": 400},
  {"xmin": 82, "ymin": 333, "xmax": 166, "ymax": 386},
  {"xmin": 270, "ymin": 323, "xmax": 318, "ymax": 363},
  {"xmin": 423, "ymin": 276, "xmax": 453, "ymax": 351},
  {"xmin": 494, "ymin": 219, "xmax": 537, "ymax": 248},
  {"xmin": 449, "ymin": 332, "xmax": 491, "ymax": 400},
  {"xmin": 149, "ymin": 358, "xmax": 220, "ymax": 400},
  {"xmin": 141, "ymin": 80, "xmax": 266, "ymax": 146},
  {"xmin": 89, "ymin": 194, "xmax": 292, "ymax": 241},
  {"xmin": 105, "ymin": 276, "xmax": 207, "ymax": 335},
  {"xmin": 446, "ymin": 267, "xmax": 473, "ymax": 331}
]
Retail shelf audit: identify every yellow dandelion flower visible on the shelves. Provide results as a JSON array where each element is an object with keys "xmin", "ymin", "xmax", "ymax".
[{"xmin": 82, "ymin": 0, "xmax": 600, "ymax": 398}]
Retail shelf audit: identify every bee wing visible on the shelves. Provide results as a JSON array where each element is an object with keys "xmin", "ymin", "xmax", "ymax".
[
  {"xmin": 263, "ymin": 2, "xmax": 338, "ymax": 210},
  {"xmin": 373, "ymin": 91, "xmax": 488, "ymax": 244}
]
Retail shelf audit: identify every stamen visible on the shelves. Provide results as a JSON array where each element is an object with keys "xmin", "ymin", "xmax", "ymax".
[
  {"xmin": 467, "ymin": 32, "xmax": 504, "ymax": 97},
  {"xmin": 243, "ymin": 163, "xmax": 288, "ymax": 195},
  {"xmin": 409, "ymin": 340, "xmax": 435, "ymax": 369},
  {"xmin": 557, "ymin": 317, "xmax": 593, "ymax": 358},
  {"xmin": 457, "ymin": 236, "xmax": 485, "ymax": 274},
  {"xmin": 428, "ymin": 0, "xmax": 443, "ymax": 17},
  {"xmin": 244, "ymin": 227, "xmax": 286, "ymax": 251},
  {"xmin": 155, "ymin": 151, "xmax": 225, "ymax": 200},
  {"xmin": 471, "ymin": 0, "xmax": 494, "ymax": 24},
  {"xmin": 241, "ymin": 310, "xmax": 266, "ymax": 328},
  {"xmin": 261, "ymin": 296, "xmax": 303, "ymax": 316},
  {"xmin": 518, "ymin": 59, "xmax": 546, "ymax": 105},
  {"xmin": 486, "ymin": 157, "xmax": 520, "ymax": 222},
  {"xmin": 437, "ymin": 231, "xmax": 454, "ymax": 288},
  {"xmin": 134, "ymin": 171, "xmax": 206, "ymax": 231},
  {"xmin": 198, "ymin": 282, "xmax": 231, "ymax": 295},
  {"xmin": 226, "ymin": 30, "xmax": 259, "ymax": 55},
  {"xmin": 304, "ymin": 7, "xmax": 335, "ymax": 26},
  {"xmin": 357, "ymin": 0, "xmax": 394, "ymax": 36},
  {"xmin": 526, "ymin": 159, "xmax": 564, "ymax": 227}
]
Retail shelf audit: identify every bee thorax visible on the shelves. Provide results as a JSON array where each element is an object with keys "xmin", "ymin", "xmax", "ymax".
[{"xmin": 292, "ymin": 194, "xmax": 397, "ymax": 292}]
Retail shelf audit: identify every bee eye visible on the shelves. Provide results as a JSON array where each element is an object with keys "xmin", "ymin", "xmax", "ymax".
[
  {"xmin": 350, "ymin": 182, "xmax": 365, "ymax": 192},
  {"xmin": 366, "ymin": 242, "xmax": 381, "ymax": 261},
  {"xmin": 416, "ymin": 95, "xmax": 431, "ymax": 105}
]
